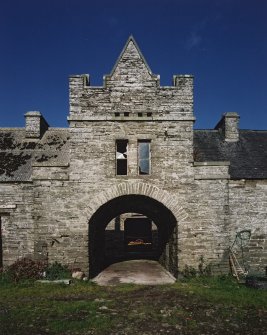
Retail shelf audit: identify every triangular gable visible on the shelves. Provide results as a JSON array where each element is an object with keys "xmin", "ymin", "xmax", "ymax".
[
  {"xmin": 110, "ymin": 35, "xmax": 152, "ymax": 76},
  {"xmin": 105, "ymin": 36, "xmax": 159, "ymax": 87}
]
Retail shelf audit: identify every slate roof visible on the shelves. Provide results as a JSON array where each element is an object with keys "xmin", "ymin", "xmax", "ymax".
[
  {"xmin": 194, "ymin": 130, "xmax": 267, "ymax": 179},
  {"xmin": 0, "ymin": 128, "xmax": 69, "ymax": 182},
  {"xmin": 33, "ymin": 129, "xmax": 69, "ymax": 167}
]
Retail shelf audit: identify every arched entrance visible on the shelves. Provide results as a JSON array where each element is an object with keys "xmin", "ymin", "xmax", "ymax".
[{"xmin": 88, "ymin": 194, "xmax": 177, "ymax": 278}]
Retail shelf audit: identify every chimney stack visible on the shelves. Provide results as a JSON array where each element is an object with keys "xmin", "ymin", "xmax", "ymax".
[
  {"xmin": 24, "ymin": 111, "xmax": 49, "ymax": 138},
  {"xmin": 215, "ymin": 112, "xmax": 240, "ymax": 142}
]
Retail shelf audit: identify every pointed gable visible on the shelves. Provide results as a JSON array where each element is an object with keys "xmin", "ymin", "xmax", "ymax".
[{"xmin": 105, "ymin": 36, "xmax": 159, "ymax": 88}]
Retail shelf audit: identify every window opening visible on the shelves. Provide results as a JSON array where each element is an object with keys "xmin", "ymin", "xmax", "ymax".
[
  {"xmin": 124, "ymin": 112, "xmax": 129, "ymax": 117},
  {"xmin": 116, "ymin": 140, "xmax": 128, "ymax": 175},
  {"xmin": 138, "ymin": 140, "xmax": 151, "ymax": 175}
]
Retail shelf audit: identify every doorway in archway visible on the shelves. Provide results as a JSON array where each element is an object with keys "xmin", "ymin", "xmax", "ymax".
[
  {"xmin": 105, "ymin": 213, "xmax": 158, "ymax": 265},
  {"xmin": 88, "ymin": 195, "xmax": 177, "ymax": 278}
]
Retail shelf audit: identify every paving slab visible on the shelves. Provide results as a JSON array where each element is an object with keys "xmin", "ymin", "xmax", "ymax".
[{"xmin": 92, "ymin": 259, "xmax": 176, "ymax": 286}]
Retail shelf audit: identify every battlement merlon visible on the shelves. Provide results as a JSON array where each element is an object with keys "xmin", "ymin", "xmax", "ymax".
[
  {"xmin": 173, "ymin": 74, "xmax": 194, "ymax": 89},
  {"xmin": 69, "ymin": 74, "xmax": 89, "ymax": 90}
]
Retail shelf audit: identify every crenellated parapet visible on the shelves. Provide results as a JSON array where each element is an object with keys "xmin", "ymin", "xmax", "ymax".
[{"xmin": 68, "ymin": 36, "xmax": 194, "ymax": 123}]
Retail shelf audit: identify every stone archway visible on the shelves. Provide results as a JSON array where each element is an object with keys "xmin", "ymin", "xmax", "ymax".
[
  {"xmin": 87, "ymin": 183, "xmax": 188, "ymax": 278},
  {"xmin": 85, "ymin": 182, "xmax": 188, "ymax": 223}
]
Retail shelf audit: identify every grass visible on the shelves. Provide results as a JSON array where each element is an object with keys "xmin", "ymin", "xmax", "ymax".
[
  {"xmin": 0, "ymin": 277, "xmax": 266, "ymax": 335},
  {"xmin": 173, "ymin": 276, "xmax": 267, "ymax": 308},
  {"xmin": 0, "ymin": 281, "xmax": 113, "ymax": 335}
]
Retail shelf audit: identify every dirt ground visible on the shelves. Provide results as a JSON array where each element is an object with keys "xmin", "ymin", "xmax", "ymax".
[{"xmin": 78, "ymin": 285, "xmax": 267, "ymax": 335}]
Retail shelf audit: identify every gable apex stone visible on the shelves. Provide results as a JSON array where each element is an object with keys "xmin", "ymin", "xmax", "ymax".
[
  {"xmin": 110, "ymin": 36, "xmax": 152, "ymax": 75},
  {"xmin": 104, "ymin": 36, "xmax": 160, "ymax": 88}
]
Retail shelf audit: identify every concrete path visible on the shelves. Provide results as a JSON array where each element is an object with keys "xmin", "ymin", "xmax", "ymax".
[{"xmin": 92, "ymin": 259, "xmax": 176, "ymax": 286}]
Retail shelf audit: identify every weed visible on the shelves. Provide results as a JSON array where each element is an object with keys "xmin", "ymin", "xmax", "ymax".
[
  {"xmin": 45, "ymin": 261, "xmax": 71, "ymax": 280},
  {"xmin": 183, "ymin": 264, "xmax": 197, "ymax": 278},
  {"xmin": 183, "ymin": 256, "xmax": 212, "ymax": 278},
  {"xmin": 198, "ymin": 255, "xmax": 212, "ymax": 276}
]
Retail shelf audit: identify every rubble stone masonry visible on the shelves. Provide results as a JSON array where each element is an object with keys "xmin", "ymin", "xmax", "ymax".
[{"xmin": 0, "ymin": 37, "xmax": 266, "ymax": 277}]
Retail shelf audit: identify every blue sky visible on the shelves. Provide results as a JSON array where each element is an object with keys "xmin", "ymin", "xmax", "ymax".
[{"xmin": 0, "ymin": 0, "xmax": 266, "ymax": 129}]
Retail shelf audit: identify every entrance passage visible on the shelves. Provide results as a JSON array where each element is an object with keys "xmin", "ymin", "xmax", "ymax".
[
  {"xmin": 88, "ymin": 195, "xmax": 177, "ymax": 278},
  {"xmin": 105, "ymin": 214, "xmax": 158, "ymax": 266}
]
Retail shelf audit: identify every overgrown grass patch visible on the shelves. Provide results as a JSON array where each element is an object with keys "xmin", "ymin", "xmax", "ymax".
[
  {"xmin": 0, "ymin": 282, "xmax": 114, "ymax": 335},
  {"xmin": 45, "ymin": 300, "xmax": 113, "ymax": 334},
  {"xmin": 0, "ymin": 277, "xmax": 266, "ymax": 334},
  {"xmin": 173, "ymin": 276, "xmax": 267, "ymax": 309}
]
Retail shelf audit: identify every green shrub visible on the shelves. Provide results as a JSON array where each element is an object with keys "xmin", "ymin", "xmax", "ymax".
[
  {"xmin": 45, "ymin": 262, "xmax": 71, "ymax": 280},
  {"xmin": 183, "ymin": 265, "xmax": 197, "ymax": 278},
  {"xmin": 182, "ymin": 256, "xmax": 212, "ymax": 278}
]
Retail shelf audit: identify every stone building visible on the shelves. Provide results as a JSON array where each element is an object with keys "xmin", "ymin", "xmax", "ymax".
[{"xmin": 0, "ymin": 36, "xmax": 266, "ymax": 278}]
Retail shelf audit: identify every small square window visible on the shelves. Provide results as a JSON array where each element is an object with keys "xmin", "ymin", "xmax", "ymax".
[
  {"xmin": 114, "ymin": 112, "xmax": 120, "ymax": 117},
  {"xmin": 138, "ymin": 113, "xmax": 143, "ymax": 117},
  {"xmin": 147, "ymin": 112, "xmax": 152, "ymax": 117},
  {"xmin": 124, "ymin": 112, "xmax": 129, "ymax": 117}
]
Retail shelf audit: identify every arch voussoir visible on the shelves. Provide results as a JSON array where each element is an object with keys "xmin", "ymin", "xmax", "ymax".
[
  {"xmin": 86, "ymin": 182, "xmax": 187, "ymax": 224},
  {"xmin": 150, "ymin": 186, "xmax": 160, "ymax": 201}
]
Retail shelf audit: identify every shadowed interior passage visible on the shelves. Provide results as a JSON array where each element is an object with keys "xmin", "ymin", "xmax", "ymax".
[{"xmin": 88, "ymin": 195, "xmax": 177, "ymax": 278}]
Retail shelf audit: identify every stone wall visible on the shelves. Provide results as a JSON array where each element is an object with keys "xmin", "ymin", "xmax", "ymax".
[
  {"xmin": 0, "ymin": 37, "xmax": 266, "ymax": 278},
  {"xmin": 228, "ymin": 180, "xmax": 267, "ymax": 274},
  {"xmin": 0, "ymin": 183, "xmax": 35, "ymax": 265},
  {"xmin": 178, "ymin": 163, "xmax": 231, "ymax": 274}
]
